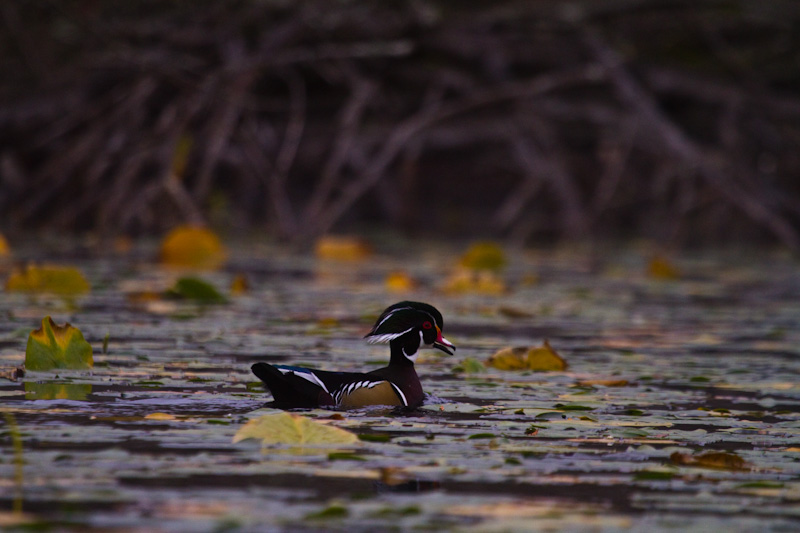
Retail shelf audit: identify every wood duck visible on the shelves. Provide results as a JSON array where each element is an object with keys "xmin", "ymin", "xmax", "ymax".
[{"xmin": 251, "ymin": 301, "xmax": 455, "ymax": 409}]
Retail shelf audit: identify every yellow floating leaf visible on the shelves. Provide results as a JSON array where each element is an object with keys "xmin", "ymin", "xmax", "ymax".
[
  {"xmin": 0, "ymin": 233, "xmax": 10, "ymax": 256},
  {"xmin": 230, "ymin": 273, "xmax": 250, "ymax": 295},
  {"xmin": 459, "ymin": 241, "xmax": 507, "ymax": 271},
  {"xmin": 526, "ymin": 341, "xmax": 568, "ymax": 370},
  {"xmin": 576, "ymin": 379, "xmax": 629, "ymax": 387},
  {"xmin": 486, "ymin": 341, "xmax": 567, "ymax": 371},
  {"xmin": 25, "ymin": 317, "xmax": 94, "ymax": 371},
  {"xmin": 160, "ymin": 225, "xmax": 227, "ymax": 270},
  {"xmin": 485, "ymin": 346, "xmax": 529, "ymax": 370},
  {"xmin": 233, "ymin": 412, "xmax": 359, "ymax": 446},
  {"xmin": 670, "ymin": 451, "xmax": 749, "ymax": 471},
  {"xmin": 441, "ymin": 268, "xmax": 506, "ymax": 295},
  {"xmin": 145, "ymin": 412, "xmax": 176, "ymax": 421},
  {"xmin": 314, "ymin": 236, "xmax": 372, "ymax": 261},
  {"xmin": 647, "ymin": 255, "xmax": 679, "ymax": 280},
  {"xmin": 784, "ymin": 447, "xmax": 800, "ymax": 452},
  {"xmin": 385, "ymin": 271, "xmax": 416, "ymax": 292},
  {"xmin": 5, "ymin": 264, "xmax": 90, "ymax": 296}
]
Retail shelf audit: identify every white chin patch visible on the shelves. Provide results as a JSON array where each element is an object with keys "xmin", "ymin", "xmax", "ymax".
[{"xmin": 402, "ymin": 347, "xmax": 418, "ymax": 362}]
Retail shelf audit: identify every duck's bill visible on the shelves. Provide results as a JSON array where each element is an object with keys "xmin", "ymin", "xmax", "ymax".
[{"xmin": 433, "ymin": 337, "xmax": 456, "ymax": 355}]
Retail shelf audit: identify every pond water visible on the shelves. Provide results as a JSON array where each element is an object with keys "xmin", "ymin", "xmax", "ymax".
[{"xmin": 2, "ymin": 240, "xmax": 800, "ymax": 531}]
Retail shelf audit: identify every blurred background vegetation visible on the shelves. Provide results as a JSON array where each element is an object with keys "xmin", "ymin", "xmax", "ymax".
[{"xmin": 1, "ymin": 0, "xmax": 799, "ymax": 249}]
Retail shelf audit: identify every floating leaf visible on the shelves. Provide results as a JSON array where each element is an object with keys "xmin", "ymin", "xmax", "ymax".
[
  {"xmin": 647, "ymin": 254, "xmax": 679, "ymax": 280},
  {"xmin": 145, "ymin": 412, "xmax": 176, "ymax": 421},
  {"xmin": 455, "ymin": 357, "xmax": 486, "ymax": 374},
  {"xmin": 385, "ymin": 271, "xmax": 416, "ymax": 292},
  {"xmin": 24, "ymin": 382, "xmax": 92, "ymax": 401},
  {"xmin": 167, "ymin": 277, "xmax": 227, "ymax": 304},
  {"xmin": 160, "ymin": 225, "xmax": 227, "ymax": 270},
  {"xmin": 25, "ymin": 316, "xmax": 94, "ymax": 371},
  {"xmin": 230, "ymin": 273, "xmax": 250, "ymax": 295},
  {"xmin": 306, "ymin": 505, "xmax": 349, "ymax": 520},
  {"xmin": 576, "ymin": 379, "xmax": 629, "ymax": 387},
  {"xmin": 314, "ymin": 236, "xmax": 372, "ymax": 261},
  {"xmin": 486, "ymin": 341, "xmax": 567, "ymax": 371},
  {"xmin": 5, "ymin": 264, "xmax": 90, "ymax": 296},
  {"xmin": 441, "ymin": 268, "xmax": 506, "ymax": 295},
  {"xmin": 0, "ymin": 366, "xmax": 25, "ymax": 381},
  {"xmin": 670, "ymin": 451, "xmax": 749, "ymax": 471},
  {"xmin": 232, "ymin": 412, "xmax": 359, "ymax": 446},
  {"xmin": 459, "ymin": 241, "xmax": 507, "ymax": 271}
]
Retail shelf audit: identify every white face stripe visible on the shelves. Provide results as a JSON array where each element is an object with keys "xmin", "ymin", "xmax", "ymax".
[
  {"xmin": 279, "ymin": 367, "xmax": 330, "ymax": 394},
  {"xmin": 366, "ymin": 327, "xmax": 414, "ymax": 344},
  {"xmin": 375, "ymin": 307, "xmax": 414, "ymax": 329}
]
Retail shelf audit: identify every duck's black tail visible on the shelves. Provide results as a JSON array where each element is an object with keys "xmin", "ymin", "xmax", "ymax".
[{"xmin": 251, "ymin": 362, "xmax": 323, "ymax": 408}]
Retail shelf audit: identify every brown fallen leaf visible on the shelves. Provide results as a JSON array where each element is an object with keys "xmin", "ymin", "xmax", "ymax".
[
  {"xmin": 486, "ymin": 341, "xmax": 567, "ymax": 371},
  {"xmin": 669, "ymin": 451, "xmax": 749, "ymax": 471},
  {"xmin": 0, "ymin": 366, "xmax": 25, "ymax": 382}
]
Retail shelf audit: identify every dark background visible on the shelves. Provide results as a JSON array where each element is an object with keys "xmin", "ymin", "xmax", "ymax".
[{"xmin": 2, "ymin": 1, "xmax": 799, "ymax": 248}]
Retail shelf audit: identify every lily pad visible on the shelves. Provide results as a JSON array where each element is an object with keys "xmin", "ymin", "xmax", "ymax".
[
  {"xmin": 486, "ymin": 341, "xmax": 567, "ymax": 371},
  {"xmin": 233, "ymin": 413, "xmax": 359, "ymax": 446},
  {"xmin": 25, "ymin": 316, "xmax": 94, "ymax": 371},
  {"xmin": 160, "ymin": 225, "xmax": 227, "ymax": 270},
  {"xmin": 167, "ymin": 277, "xmax": 227, "ymax": 303},
  {"xmin": 6, "ymin": 264, "xmax": 90, "ymax": 296}
]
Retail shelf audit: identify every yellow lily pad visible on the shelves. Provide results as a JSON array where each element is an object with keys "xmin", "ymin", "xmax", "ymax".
[
  {"xmin": 160, "ymin": 225, "xmax": 227, "ymax": 270},
  {"xmin": 647, "ymin": 255, "xmax": 679, "ymax": 280},
  {"xmin": 385, "ymin": 271, "xmax": 416, "ymax": 292},
  {"xmin": 25, "ymin": 316, "xmax": 94, "ymax": 371},
  {"xmin": 314, "ymin": 236, "xmax": 372, "ymax": 261},
  {"xmin": 230, "ymin": 273, "xmax": 250, "ymax": 295},
  {"xmin": 459, "ymin": 241, "xmax": 507, "ymax": 271},
  {"xmin": 5, "ymin": 264, "xmax": 90, "ymax": 296},
  {"xmin": 441, "ymin": 268, "xmax": 506, "ymax": 295},
  {"xmin": 486, "ymin": 341, "xmax": 567, "ymax": 371},
  {"xmin": 233, "ymin": 413, "xmax": 359, "ymax": 446}
]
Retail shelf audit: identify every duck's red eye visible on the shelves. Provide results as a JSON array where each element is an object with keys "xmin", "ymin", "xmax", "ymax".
[{"xmin": 422, "ymin": 321, "xmax": 432, "ymax": 329}]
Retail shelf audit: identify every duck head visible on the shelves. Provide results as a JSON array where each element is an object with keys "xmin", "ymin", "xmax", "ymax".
[{"xmin": 365, "ymin": 301, "xmax": 455, "ymax": 363}]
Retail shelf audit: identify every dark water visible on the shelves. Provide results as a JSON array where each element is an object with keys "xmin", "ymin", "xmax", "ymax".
[{"xmin": 2, "ymin": 243, "xmax": 800, "ymax": 531}]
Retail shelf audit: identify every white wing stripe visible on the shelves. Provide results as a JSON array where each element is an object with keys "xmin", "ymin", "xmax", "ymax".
[{"xmin": 278, "ymin": 367, "xmax": 330, "ymax": 394}]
